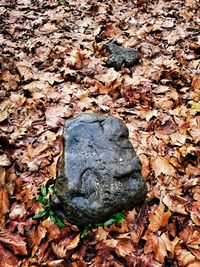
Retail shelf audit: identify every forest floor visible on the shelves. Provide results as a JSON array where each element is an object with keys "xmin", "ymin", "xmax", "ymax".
[{"xmin": 0, "ymin": 0, "xmax": 200, "ymax": 266}]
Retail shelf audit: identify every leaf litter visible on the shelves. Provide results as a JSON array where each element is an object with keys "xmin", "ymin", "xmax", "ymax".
[{"xmin": 0, "ymin": 0, "xmax": 199, "ymax": 266}]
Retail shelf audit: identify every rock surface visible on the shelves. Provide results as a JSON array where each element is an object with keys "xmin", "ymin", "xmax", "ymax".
[
  {"xmin": 105, "ymin": 43, "xmax": 139, "ymax": 69},
  {"xmin": 51, "ymin": 114, "xmax": 147, "ymax": 226}
]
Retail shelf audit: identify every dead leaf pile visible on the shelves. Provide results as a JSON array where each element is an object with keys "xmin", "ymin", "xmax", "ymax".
[{"xmin": 0, "ymin": 0, "xmax": 199, "ymax": 266}]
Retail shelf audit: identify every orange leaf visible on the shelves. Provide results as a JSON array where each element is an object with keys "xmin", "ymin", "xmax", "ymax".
[
  {"xmin": 179, "ymin": 226, "xmax": 199, "ymax": 250},
  {"xmin": 104, "ymin": 238, "xmax": 118, "ymax": 249},
  {"xmin": 151, "ymin": 156, "xmax": 175, "ymax": 177},
  {"xmin": 140, "ymin": 154, "xmax": 150, "ymax": 179},
  {"xmin": 0, "ymin": 188, "xmax": 10, "ymax": 219},
  {"xmin": 66, "ymin": 234, "xmax": 80, "ymax": 250},
  {"xmin": 149, "ymin": 203, "xmax": 171, "ymax": 232},
  {"xmin": 0, "ymin": 166, "xmax": 6, "ymax": 186},
  {"xmin": 115, "ymin": 239, "xmax": 134, "ymax": 257},
  {"xmin": 179, "ymin": 226, "xmax": 200, "ymax": 259},
  {"xmin": 175, "ymin": 244, "xmax": 199, "ymax": 267},
  {"xmin": 52, "ymin": 234, "xmax": 80, "ymax": 258},
  {"xmin": 191, "ymin": 75, "xmax": 200, "ymax": 90},
  {"xmin": 143, "ymin": 231, "xmax": 178, "ymax": 263},
  {"xmin": 104, "ymin": 221, "xmax": 128, "ymax": 233},
  {"xmin": 41, "ymin": 220, "xmax": 61, "ymax": 240},
  {"xmin": 96, "ymin": 226, "xmax": 108, "ymax": 241},
  {"xmin": 162, "ymin": 194, "xmax": 188, "ymax": 215},
  {"xmin": 32, "ymin": 225, "xmax": 47, "ymax": 256}
]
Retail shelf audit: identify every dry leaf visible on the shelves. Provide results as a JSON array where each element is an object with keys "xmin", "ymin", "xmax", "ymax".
[
  {"xmin": 0, "ymin": 155, "xmax": 11, "ymax": 167},
  {"xmin": 0, "ymin": 166, "xmax": 6, "ymax": 185},
  {"xmin": 0, "ymin": 110, "xmax": 8, "ymax": 122},
  {"xmin": 66, "ymin": 234, "xmax": 80, "ymax": 250},
  {"xmin": 179, "ymin": 226, "xmax": 200, "ymax": 258},
  {"xmin": 175, "ymin": 244, "xmax": 199, "ymax": 267},
  {"xmin": 96, "ymin": 68, "xmax": 120, "ymax": 84},
  {"xmin": 104, "ymin": 239, "xmax": 118, "ymax": 249},
  {"xmin": 104, "ymin": 221, "xmax": 128, "ymax": 233},
  {"xmin": 32, "ymin": 225, "xmax": 47, "ymax": 256},
  {"xmin": 0, "ymin": 243, "xmax": 19, "ymax": 267},
  {"xmin": 52, "ymin": 234, "xmax": 80, "ymax": 258},
  {"xmin": 16, "ymin": 60, "xmax": 35, "ymax": 80},
  {"xmin": 0, "ymin": 188, "xmax": 10, "ymax": 219},
  {"xmin": 140, "ymin": 154, "xmax": 150, "ymax": 178},
  {"xmin": 1, "ymin": 0, "xmax": 200, "ymax": 265},
  {"xmin": 162, "ymin": 194, "xmax": 188, "ymax": 215},
  {"xmin": 96, "ymin": 226, "xmax": 108, "ymax": 241},
  {"xmin": 151, "ymin": 156, "xmax": 175, "ymax": 177},
  {"xmin": 0, "ymin": 228, "xmax": 27, "ymax": 255},
  {"xmin": 149, "ymin": 203, "xmax": 171, "ymax": 232},
  {"xmin": 143, "ymin": 231, "xmax": 178, "ymax": 264},
  {"xmin": 115, "ymin": 240, "xmax": 134, "ymax": 257}
]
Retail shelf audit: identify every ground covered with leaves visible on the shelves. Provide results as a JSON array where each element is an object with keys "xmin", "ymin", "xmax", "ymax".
[{"xmin": 0, "ymin": 0, "xmax": 200, "ymax": 266}]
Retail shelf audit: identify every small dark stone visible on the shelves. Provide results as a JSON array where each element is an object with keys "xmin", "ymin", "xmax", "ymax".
[
  {"xmin": 51, "ymin": 114, "xmax": 147, "ymax": 226},
  {"xmin": 104, "ymin": 43, "xmax": 139, "ymax": 70}
]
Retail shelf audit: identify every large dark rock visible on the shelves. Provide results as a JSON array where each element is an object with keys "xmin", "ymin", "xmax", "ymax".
[
  {"xmin": 104, "ymin": 43, "xmax": 139, "ymax": 69},
  {"xmin": 51, "ymin": 114, "xmax": 147, "ymax": 226}
]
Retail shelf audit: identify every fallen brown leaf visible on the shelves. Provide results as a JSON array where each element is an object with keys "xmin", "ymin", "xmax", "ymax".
[
  {"xmin": 0, "ymin": 243, "xmax": 20, "ymax": 267},
  {"xmin": 0, "ymin": 188, "xmax": 10, "ymax": 219},
  {"xmin": 0, "ymin": 228, "xmax": 27, "ymax": 255},
  {"xmin": 151, "ymin": 156, "xmax": 176, "ymax": 177},
  {"xmin": 148, "ymin": 203, "xmax": 171, "ymax": 232}
]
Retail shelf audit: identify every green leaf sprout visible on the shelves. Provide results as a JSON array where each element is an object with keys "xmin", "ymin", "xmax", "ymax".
[
  {"xmin": 34, "ymin": 184, "xmax": 65, "ymax": 228},
  {"xmin": 81, "ymin": 212, "xmax": 126, "ymax": 238}
]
